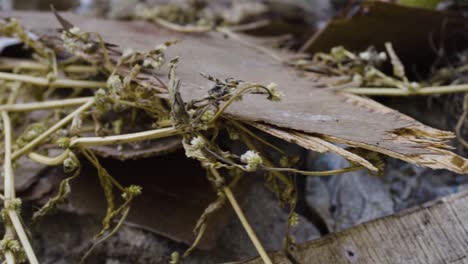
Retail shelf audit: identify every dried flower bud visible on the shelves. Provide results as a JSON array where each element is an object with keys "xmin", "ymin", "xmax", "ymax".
[
  {"xmin": 69, "ymin": 27, "xmax": 80, "ymax": 35},
  {"xmin": 0, "ymin": 238, "xmax": 21, "ymax": 253},
  {"xmin": 122, "ymin": 48, "xmax": 136, "ymax": 58},
  {"xmin": 226, "ymin": 127, "xmax": 240, "ymax": 140},
  {"xmin": 61, "ymin": 27, "xmax": 81, "ymax": 53},
  {"xmin": 8, "ymin": 198, "xmax": 21, "ymax": 213},
  {"xmin": 200, "ymin": 109, "xmax": 215, "ymax": 123},
  {"xmin": 266, "ymin": 82, "xmax": 283, "ymax": 102},
  {"xmin": 63, "ymin": 152, "xmax": 79, "ymax": 173},
  {"xmin": 240, "ymin": 150, "xmax": 263, "ymax": 171},
  {"xmin": 289, "ymin": 212, "xmax": 300, "ymax": 227},
  {"xmin": 170, "ymin": 251, "xmax": 180, "ymax": 264},
  {"xmin": 409, "ymin": 82, "xmax": 420, "ymax": 90},
  {"xmin": 378, "ymin": 52, "xmax": 387, "ymax": 61},
  {"xmin": 122, "ymin": 185, "xmax": 142, "ymax": 199},
  {"xmin": 143, "ymin": 55, "xmax": 165, "ymax": 69},
  {"xmin": 95, "ymin": 88, "xmax": 113, "ymax": 113},
  {"xmin": 190, "ymin": 136, "xmax": 205, "ymax": 150},
  {"xmin": 359, "ymin": 51, "xmax": 371, "ymax": 61},
  {"xmin": 107, "ymin": 75, "xmax": 124, "ymax": 93},
  {"xmin": 56, "ymin": 137, "xmax": 71, "ymax": 148},
  {"xmin": 279, "ymin": 156, "xmax": 289, "ymax": 167}
]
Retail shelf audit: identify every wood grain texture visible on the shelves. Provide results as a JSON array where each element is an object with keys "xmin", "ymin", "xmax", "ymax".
[
  {"xmin": 242, "ymin": 189, "xmax": 468, "ymax": 264},
  {"xmin": 3, "ymin": 11, "xmax": 468, "ymax": 173}
]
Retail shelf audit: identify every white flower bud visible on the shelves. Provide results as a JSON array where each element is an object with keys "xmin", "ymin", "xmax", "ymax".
[
  {"xmin": 266, "ymin": 82, "xmax": 283, "ymax": 102},
  {"xmin": 378, "ymin": 52, "xmax": 387, "ymax": 61},
  {"xmin": 122, "ymin": 48, "xmax": 136, "ymax": 58},
  {"xmin": 359, "ymin": 51, "xmax": 371, "ymax": 61},
  {"xmin": 190, "ymin": 136, "xmax": 205, "ymax": 150},
  {"xmin": 240, "ymin": 150, "xmax": 263, "ymax": 171},
  {"xmin": 69, "ymin": 26, "xmax": 81, "ymax": 35}
]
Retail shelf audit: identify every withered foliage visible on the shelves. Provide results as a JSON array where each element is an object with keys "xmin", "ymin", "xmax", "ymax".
[{"xmin": 0, "ymin": 7, "xmax": 467, "ymax": 264}]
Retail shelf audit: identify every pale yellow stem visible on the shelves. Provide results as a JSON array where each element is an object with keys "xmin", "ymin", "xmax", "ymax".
[
  {"xmin": 342, "ymin": 84, "xmax": 468, "ymax": 96},
  {"xmin": 0, "ymin": 72, "xmax": 105, "ymax": 88},
  {"xmin": 12, "ymin": 99, "xmax": 95, "ymax": 160},
  {"xmin": 8, "ymin": 211, "xmax": 39, "ymax": 264},
  {"xmin": 70, "ymin": 126, "xmax": 181, "ymax": 147},
  {"xmin": 210, "ymin": 168, "xmax": 273, "ymax": 264},
  {"xmin": 28, "ymin": 150, "xmax": 70, "ymax": 166},
  {"xmin": 0, "ymin": 97, "xmax": 93, "ymax": 112},
  {"xmin": 2, "ymin": 112, "xmax": 39, "ymax": 264}
]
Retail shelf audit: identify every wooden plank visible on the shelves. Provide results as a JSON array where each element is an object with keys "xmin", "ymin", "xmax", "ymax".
[{"xmin": 242, "ymin": 190, "xmax": 468, "ymax": 264}]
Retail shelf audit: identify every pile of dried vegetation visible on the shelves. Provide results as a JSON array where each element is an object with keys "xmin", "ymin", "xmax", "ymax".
[{"xmin": 0, "ymin": 1, "xmax": 468, "ymax": 263}]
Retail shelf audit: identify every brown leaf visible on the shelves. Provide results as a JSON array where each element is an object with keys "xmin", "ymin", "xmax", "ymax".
[{"xmin": 5, "ymin": 11, "xmax": 467, "ymax": 173}]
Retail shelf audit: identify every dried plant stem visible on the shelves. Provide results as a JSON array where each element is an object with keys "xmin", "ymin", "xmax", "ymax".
[
  {"xmin": 80, "ymin": 207, "xmax": 130, "ymax": 263},
  {"xmin": 2, "ymin": 111, "xmax": 15, "ymax": 264},
  {"xmin": 70, "ymin": 126, "xmax": 181, "ymax": 147},
  {"xmin": 0, "ymin": 97, "xmax": 93, "ymax": 112},
  {"xmin": 230, "ymin": 119, "xmax": 286, "ymax": 155},
  {"xmin": 89, "ymin": 32, "xmax": 114, "ymax": 72},
  {"xmin": 28, "ymin": 150, "xmax": 70, "ymax": 166},
  {"xmin": 0, "ymin": 57, "xmax": 97, "ymax": 73},
  {"xmin": 153, "ymin": 17, "xmax": 211, "ymax": 33},
  {"xmin": 0, "ymin": 72, "xmax": 105, "ymax": 88},
  {"xmin": 216, "ymin": 27, "xmax": 284, "ymax": 63},
  {"xmin": 8, "ymin": 211, "xmax": 37, "ymax": 263},
  {"xmin": 266, "ymin": 165, "xmax": 364, "ymax": 176},
  {"xmin": 2, "ymin": 111, "xmax": 39, "ymax": 264},
  {"xmin": 0, "ymin": 59, "xmax": 47, "ymax": 71},
  {"xmin": 4, "ymin": 252, "xmax": 14, "ymax": 264},
  {"xmin": 183, "ymin": 222, "xmax": 207, "ymax": 258},
  {"xmin": 156, "ymin": 119, "xmax": 172, "ymax": 128},
  {"xmin": 151, "ymin": 16, "xmax": 269, "ymax": 34},
  {"xmin": 209, "ymin": 168, "xmax": 273, "ymax": 264},
  {"xmin": 226, "ymin": 20, "xmax": 270, "ymax": 32},
  {"xmin": 62, "ymin": 65, "xmax": 99, "ymax": 74},
  {"xmin": 12, "ymin": 99, "xmax": 95, "ymax": 160},
  {"xmin": 342, "ymin": 84, "xmax": 468, "ymax": 96},
  {"xmin": 212, "ymin": 85, "xmax": 267, "ymax": 122},
  {"xmin": 239, "ymin": 132, "xmax": 291, "ymax": 187},
  {"xmin": 456, "ymin": 94, "xmax": 468, "ymax": 148}
]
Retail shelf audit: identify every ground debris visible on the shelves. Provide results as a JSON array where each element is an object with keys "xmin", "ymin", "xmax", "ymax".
[{"xmin": 1, "ymin": 7, "xmax": 468, "ymax": 264}]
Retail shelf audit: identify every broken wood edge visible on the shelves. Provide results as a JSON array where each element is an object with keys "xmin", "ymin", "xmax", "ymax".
[
  {"xmin": 341, "ymin": 93, "xmax": 454, "ymax": 139},
  {"xmin": 250, "ymin": 122, "xmax": 379, "ymax": 172},
  {"xmin": 336, "ymin": 93, "xmax": 468, "ymax": 173},
  {"xmin": 250, "ymin": 116, "xmax": 467, "ymax": 174},
  {"xmin": 322, "ymin": 134, "xmax": 467, "ymax": 174}
]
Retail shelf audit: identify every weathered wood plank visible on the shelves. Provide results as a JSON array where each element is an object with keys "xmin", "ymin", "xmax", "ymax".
[{"xmin": 242, "ymin": 190, "xmax": 468, "ymax": 264}]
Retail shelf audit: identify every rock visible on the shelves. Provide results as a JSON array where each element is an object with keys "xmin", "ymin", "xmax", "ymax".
[
  {"xmin": 305, "ymin": 152, "xmax": 468, "ymax": 233},
  {"xmin": 305, "ymin": 153, "xmax": 394, "ymax": 232}
]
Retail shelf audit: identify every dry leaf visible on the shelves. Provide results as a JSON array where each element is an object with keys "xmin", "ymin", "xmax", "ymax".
[{"xmin": 4, "ymin": 10, "xmax": 468, "ymax": 173}]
